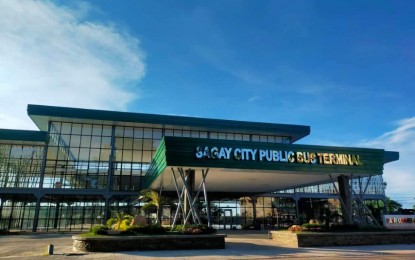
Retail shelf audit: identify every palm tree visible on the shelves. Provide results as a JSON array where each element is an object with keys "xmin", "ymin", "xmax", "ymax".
[
  {"xmin": 139, "ymin": 189, "xmax": 162, "ymax": 225},
  {"xmin": 112, "ymin": 212, "xmax": 133, "ymax": 231}
]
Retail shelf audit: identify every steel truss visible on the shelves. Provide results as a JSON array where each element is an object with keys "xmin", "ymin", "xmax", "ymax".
[
  {"xmin": 170, "ymin": 167, "xmax": 210, "ymax": 230},
  {"xmin": 329, "ymin": 174, "xmax": 381, "ymax": 227}
]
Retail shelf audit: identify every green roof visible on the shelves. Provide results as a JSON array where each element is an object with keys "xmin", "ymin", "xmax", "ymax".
[
  {"xmin": 0, "ymin": 129, "xmax": 48, "ymax": 144},
  {"xmin": 27, "ymin": 104, "xmax": 310, "ymax": 142}
]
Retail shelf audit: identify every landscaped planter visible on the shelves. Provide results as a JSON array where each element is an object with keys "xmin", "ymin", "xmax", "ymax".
[
  {"xmin": 271, "ymin": 231, "xmax": 415, "ymax": 247},
  {"xmin": 72, "ymin": 234, "xmax": 227, "ymax": 252}
]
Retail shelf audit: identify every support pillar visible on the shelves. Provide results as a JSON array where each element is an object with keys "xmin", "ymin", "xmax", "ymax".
[
  {"xmin": 183, "ymin": 169, "xmax": 195, "ymax": 224},
  {"xmin": 251, "ymin": 196, "xmax": 258, "ymax": 229},
  {"xmin": 32, "ymin": 197, "xmax": 41, "ymax": 232},
  {"xmin": 53, "ymin": 201, "xmax": 60, "ymax": 229},
  {"xmin": 338, "ymin": 175, "xmax": 352, "ymax": 224},
  {"xmin": 294, "ymin": 197, "xmax": 300, "ymax": 225}
]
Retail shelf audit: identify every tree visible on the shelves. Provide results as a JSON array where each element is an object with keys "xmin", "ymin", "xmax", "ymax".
[
  {"xmin": 385, "ymin": 197, "xmax": 402, "ymax": 213},
  {"xmin": 139, "ymin": 189, "xmax": 162, "ymax": 225},
  {"xmin": 108, "ymin": 212, "xmax": 133, "ymax": 231}
]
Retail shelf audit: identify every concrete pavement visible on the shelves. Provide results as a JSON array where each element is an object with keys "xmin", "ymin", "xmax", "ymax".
[{"xmin": 1, "ymin": 230, "xmax": 414, "ymax": 259}]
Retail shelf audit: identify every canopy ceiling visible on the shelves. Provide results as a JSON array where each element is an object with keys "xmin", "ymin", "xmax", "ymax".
[{"xmin": 146, "ymin": 137, "xmax": 398, "ymax": 194}]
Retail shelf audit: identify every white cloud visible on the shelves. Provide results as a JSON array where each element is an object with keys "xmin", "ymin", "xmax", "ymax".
[
  {"xmin": 360, "ymin": 117, "xmax": 415, "ymax": 208},
  {"xmin": 0, "ymin": 0, "xmax": 145, "ymax": 130}
]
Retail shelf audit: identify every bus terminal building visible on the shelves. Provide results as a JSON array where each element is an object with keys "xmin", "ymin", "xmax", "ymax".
[{"xmin": 0, "ymin": 104, "xmax": 398, "ymax": 232}]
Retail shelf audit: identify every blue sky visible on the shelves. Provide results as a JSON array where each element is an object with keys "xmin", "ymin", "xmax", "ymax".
[{"xmin": 0, "ymin": 0, "xmax": 414, "ymax": 207}]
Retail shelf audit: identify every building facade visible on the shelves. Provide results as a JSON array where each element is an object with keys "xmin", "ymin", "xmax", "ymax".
[{"xmin": 0, "ymin": 104, "xmax": 397, "ymax": 232}]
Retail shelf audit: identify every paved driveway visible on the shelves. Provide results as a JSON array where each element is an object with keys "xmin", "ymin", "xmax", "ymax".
[{"xmin": 1, "ymin": 231, "xmax": 414, "ymax": 259}]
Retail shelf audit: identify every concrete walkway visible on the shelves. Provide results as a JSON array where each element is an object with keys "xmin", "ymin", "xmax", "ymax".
[{"xmin": 1, "ymin": 230, "xmax": 414, "ymax": 259}]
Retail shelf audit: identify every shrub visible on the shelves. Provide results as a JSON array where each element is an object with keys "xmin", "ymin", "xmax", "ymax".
[
  {"xmin": 173, "ymin": 224, "xmax": 216, "ymax": 234},
  {"xmin": 89, "ymin": 225, "xmax": 109, "ymax": 235},
  {"xmin": 301, "ymin": 223, "xmax": 326, "ymax": 232},
  {"xmin": 107, "ymin": 212, "xmax": 134, "ymax": 231},
  {"xmin": 106, "ymin": 218, "xmax": 117, "ymax": 227},
  {"xmin": 288, "ymin": 225, "xmax": 303, "ymax": 232},
  {"xmin": 122, "ymin": 224, "xmax": 167, "ymax": 235}
]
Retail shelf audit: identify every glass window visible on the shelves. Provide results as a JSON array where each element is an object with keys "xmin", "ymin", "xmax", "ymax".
[
  {"xmin": 89, "ymin": 149, "xmax": 101, "ymax": 161},
  {"xmin": 80, "ymin": 136, "xmax": 92, "ymax": 147},
  {"xmin": 82, "ymin": 125, "xmax": 92, "ymax": 136},
  {"xmin": 61, "ymin": 123, "xmax": 72, "ymax": 134},
  {"xmin": 153, "ymin": 139, "xmax": 161, "ymax": 150},
  {"xmin": 191, "ymin": 131, "xmax": 199, "ymax": 138},
  {"xmin": 123, "ymin": 138, "xmax": 133, "ymax": 150},
  {"xmin": 102, "ymin": 126, "xmax": 112, "ymax": 136},
  {"xmin": 226, "ymin": 133, "xmax": 234, "ymax": 140},
  {"xmin": 142, "ymin": 151, "xmax": 152, "ymax": 162},
  {"xmin": 134, "ymin": 128, "xmax": 144, "ymax": 138},
  {"xmin": 72, "ymin": 124, "xmax": 82, "ymax": 135},
  {"xmin": 115, "ymin": 127, "xmax": 124, "ymax": 137},
  {"xmin": 243, "ymin": 134, "xmax": 250, "ymax": 141},
  {"xmin": 124, "ymin": 127, "xmax": 134, "ymax": 138},
  {"xmin": 218, "ymin": 133, "xmax": 226, "ymax": 140},
  {"xmin": 260, "ymin": 135, "xmax": 267, "ymax": 142},
  {"xmin": 210, "ymin": 132, "xmax": 218, "ymax": 139},
  {"xmin": 153, "ymin": 129, "xmax": 162, "ymax": 139},
  {"xmin": 91, "ymin": 136, "xmax": 102, "ymax": 148},
  {"xmin": 199, "ymin": 132, "xmax": 208, "ymax": 138},
  {"xmin": 123, "ymin": 150, "xmax": 133, "ymax": 162},
  {"xmin": 164, "ymin": 129, "xmax": 173, "ymax": 136},
  {"xmin": 252, "ymin": 135, "xmax": 259, "ymax": 141},
  {"xmin": 133, "ymin": 139, "xmax": 143, "ymax": 150},
  {"xmin": 173, "ymin": 129, "xmax": 182, "ymax": 137},
  {"xmin": 144, "ymin": 128, "xmax": 152, "ymax": 138},
  {"xmin": 70, "ymin": 135, "xmax": 81, "ymax": 147},
  {"xmin": 143, "ymin": 139, "xmax": 152, "ymax": 150},
  {"xmin": 92, "ymin": 125, "xmax": 102, "ymax": 136},
  {"xmin": 79, "ymin": 148, "xmax": 90, "ymax": 161},
  {"xmin": 101, "ymin": 137, "xmax": 111, "ymax": 148},
  {"xmin": 115, "ymin": 138, "xmax": 123, "ymax": 150},
  {"xmin": 132, "ymin": 151, "xmax": 142, "ymax": 162},
  {"xmin": 182, "ymin": 130, "xmax": 190, "ymax": 137},
  {"xmin": 115, "ymin": 150, "xmax": 123, "ymax": 161},
  {"xmin": 234, "ymin": 134, "xmax": 242, "ymax": 141},
  {"xmin": 52, "ymin": 122, "xmax": 62, "ymax": 133},
  {"xmin": 100, "ymin": 149, "xmax": 111, "ymax": 161}
]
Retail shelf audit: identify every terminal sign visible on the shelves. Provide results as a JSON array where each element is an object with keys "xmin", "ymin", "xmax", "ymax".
[{"xmin": 195, "ymin": 146, "xmax": 361, "ymax": 166}]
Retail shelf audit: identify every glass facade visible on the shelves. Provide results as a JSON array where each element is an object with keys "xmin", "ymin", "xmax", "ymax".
[
  {"xmin": 0, "ymin": 107, "xmax": 390, "ymax": 232},
  {"xmin": 0, "ymin": 144, "xmax": 44, "ymax": 188}
]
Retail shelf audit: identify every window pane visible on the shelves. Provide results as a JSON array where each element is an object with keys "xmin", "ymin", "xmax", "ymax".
[
  {"xmin": 144, "ymin": 128, "xmax": 152, "ymax": 138},
  {"xmin": 80, "ymin": 136, "xmax": 91, "ymax": 147},
  {"xmin": 134, "ymin": 128, "xmax": 144, "ymax": 138},
  {"xmin": 123, "ymin": 138, "xmax": 133, "ymax": 150},
  {"xmin": 92, "ymin": 125, "xmax": 102, "ymax": 136},
  {"xmin": 115, "ymin": 126, "xmax": 124, "ymax": 137},
  {"xmin": 143, "ymin": 139, "xmax": 152, "ymax": 150},
  {"xmin": 153, "ymin": 129, "xmax": 162, "ymax": 139},
  {"xmin": 82, "ymin": 125, "xmax": 92, "ymax": 135},
  {"xmin": 102, "ymin": 126, "xmax": 112, "ymax": 136},
  {"xmin": 91, "ymin": 136, "xmax": 101, "ymax": 148},
  {"xmin": 72, "ymin": 124, "xmax": 82, "ymax": 135},
  {"xmin": 133, "ymin": 139, "xmax": 143, "ymax": 150},
  {"xmin": 70, "ymin": 135, "xmax": 81, "ymax": 147},
  {"xmin": 124, "ymin": 127, "xmax": 134, "ymax": 138},
  {"xmin": 165, "ymin": 129, "xmax": 173, "ymax": 136},
  {"xmin": 61, "ymin": 123, "xmax": 72, "ymax": 134}
]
